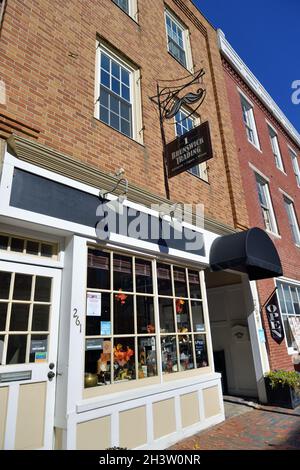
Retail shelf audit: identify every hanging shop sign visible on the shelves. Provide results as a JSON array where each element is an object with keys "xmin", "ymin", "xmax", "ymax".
[
  {"xmin": 265, "ymin": 291, "xmax": 285, "ymax": 344},
  {"xmin": 166, "ymin": 121, "xmax": 213, "ymax": 178}
]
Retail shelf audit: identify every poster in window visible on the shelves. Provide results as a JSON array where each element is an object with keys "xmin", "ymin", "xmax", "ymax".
[
  {"xmin": 86, "ymin": 292, "xmax": 101, "ymax": 317},
  {"xmin": 288, "ymin": 317, "xmax": 300, "ymax": 351}
]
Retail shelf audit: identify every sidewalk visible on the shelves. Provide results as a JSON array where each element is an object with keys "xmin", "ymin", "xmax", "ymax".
[{"xmin": 170, "ymin": 399, "xmax": 300, "ymax": 450}]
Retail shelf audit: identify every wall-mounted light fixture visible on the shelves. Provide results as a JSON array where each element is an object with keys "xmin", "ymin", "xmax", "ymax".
[{"xmin": 99, "ymin": 168, "xmax": 128, "ymax": 215}]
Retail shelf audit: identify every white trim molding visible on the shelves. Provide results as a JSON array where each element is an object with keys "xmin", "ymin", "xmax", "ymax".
[{"xmin": 218, "ymin": 29, "xmax": 300, "ymax": 149}]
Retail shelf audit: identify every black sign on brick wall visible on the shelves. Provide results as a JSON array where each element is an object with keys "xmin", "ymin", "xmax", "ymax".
[
  {"xmin": 265, "ymin": 291, "xmax": 285, "ymax": 344},
  {"xmin": 166, "ymin": 121, "xmax": 213, "ymax": 178}
]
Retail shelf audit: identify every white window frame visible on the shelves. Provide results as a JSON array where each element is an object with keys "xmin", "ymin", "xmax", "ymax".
[
  {"xmin": 276, "ymin": 278, "xmax": 300, "ymax": 354},
  {"xmin": 255, "ymin": 173, "xmax": 279, "ymax": 235},
  {"xmin": 289, "ymin": 146, "xmax": 300, "ymax": 188},
  {"xmin": 283, "ymin": 195, "xmax": 300, "ymax": 246},
  {"xmin": 239, "ymin": 91, "xmax": 260, "ymax": 150},
  {"xmin": 164, "ymin": 8, "xmax": 193, "ymax": 73},
  {"xmin": 267, "ymin": 122, "xmax": 285, "ymax": 172},
  {"xmin": 94, "ymin": 40, "xmax": 143, "ymax": 144},
  {"xmin": 112, "ymin": 0, "xmax": 138, "ymax": 21},
  {"xmin": 174, "ymin": 108, "xmax": 208, "ymax": 182}
]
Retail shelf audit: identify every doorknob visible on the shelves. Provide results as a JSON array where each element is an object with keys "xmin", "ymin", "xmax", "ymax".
[{"xmin": 47, "ymin": 371, "xmax": 55, "ymax": 381}]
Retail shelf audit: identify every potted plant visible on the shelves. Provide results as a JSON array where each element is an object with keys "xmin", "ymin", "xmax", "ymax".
[{"xmin": 264, "ymin": 369, "xmax": 300, "ymax": 409}]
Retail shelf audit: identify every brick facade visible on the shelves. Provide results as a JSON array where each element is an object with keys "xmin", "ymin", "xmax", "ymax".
[
  {"xmin": 223, "ymin": 58, "xmax": 300, "ymax": 371},
  {"xmin": 0, "ymin": 0, "xmax": 248, "ymax": 230}
]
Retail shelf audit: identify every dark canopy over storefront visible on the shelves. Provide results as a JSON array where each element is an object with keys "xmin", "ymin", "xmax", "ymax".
[{"xmin": 209, "ymin": 227, "xmax": 283, "ymax": 280}]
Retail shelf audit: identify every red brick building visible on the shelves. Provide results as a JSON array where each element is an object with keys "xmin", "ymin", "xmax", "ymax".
[{"xmin": 219, "ymin": 30, "xmax": 300, "ymax": 373}]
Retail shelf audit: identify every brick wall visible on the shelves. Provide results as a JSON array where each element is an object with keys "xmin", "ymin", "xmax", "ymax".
[
  {"xmin": 0, "ymin": 0, "xmax": 248, "ymax": 229},
  {"xmin": 223, "ymin": 59, "xmax": 300, "ymax": 370}
]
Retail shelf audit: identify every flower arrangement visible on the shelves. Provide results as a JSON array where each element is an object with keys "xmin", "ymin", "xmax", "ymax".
[
  {"xmin": 113, "ymin": 343, "xmax": 134, "ymax": 367},
  {"xmin": 176, "ymin": 298, "xmax": 185, "ymax": 314},
  {"xmin": 265, "ymin": 369, "xmax": 300, "ymax": 391},
  {"xmin": 115, "ymin": 289, "xmax": 128, "ymax": 304}
]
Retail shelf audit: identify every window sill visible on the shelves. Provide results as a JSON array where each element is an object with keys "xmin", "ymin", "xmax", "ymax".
[
  {"xmin": 248, "ymin": 138, "xmax": 262, "ymax": 153},
  {"xmin": 167, "ymin": 50, "xmax": 193, "ymax": 75},
  {"xmin": 93, "ymin": 117, "xmax": 145, "ymax": 149},
  {"xmin": 266, "ymin": 230, "xmax": 281, "ymax": 239}
]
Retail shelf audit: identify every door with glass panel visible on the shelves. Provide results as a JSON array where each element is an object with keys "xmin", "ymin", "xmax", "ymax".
[{"xmin": 0, "ymin": 261, "xmax": 61, "ymax": 449}]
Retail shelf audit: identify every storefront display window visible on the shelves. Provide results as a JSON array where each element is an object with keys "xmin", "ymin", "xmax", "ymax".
[{"xmin": 84, "ymin": 247, "xmax": 209, "ymax": 388}]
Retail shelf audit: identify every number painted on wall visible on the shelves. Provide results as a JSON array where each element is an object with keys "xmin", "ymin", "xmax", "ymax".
[{"xmin": 73, "ymin": 308, "xmax": 82, "ymax": 334}]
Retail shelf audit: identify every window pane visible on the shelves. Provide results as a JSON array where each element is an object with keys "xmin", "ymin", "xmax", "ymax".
[
  {"xmin": 87, "ymin": 249, "xmax": 110, "ymax": 290},
  {"xmin": 114, "ymin": 294, "xmax": 134, "ymax": 334},
  {"xmin": 113, "ymin": 337, "xmax": 135, "ymax": 381},
  {"xmin": 136, "ymin": 296, "xmax": 155, "ymax": 334},
  {"xmin": 101, "ymin": 69, "xmax": 110, "ymax": 88},
  {"xmin": 173, "ymin": 267, "xmax": 188, "ymax": 297},
  {"xmin": 86, "ymin": 293, "xmax": 110, "ymax": 336},
  {"xmin": 101, "ymin": 53, "xmax": 110, "ymax": 72},
  {"xmin": 34, "ymin": 276, "xmax": 51, "ymax": 302},
  {"xmin": 191, "ymin": 301, "xmax": 205, "ymax": 332},
  {"xmin": 112, "ymin": 78, "xmax": 120, "ymax": 95},
  {"xmin": 188, "ymin": 270, "xmax": 201, "ymax": 299},
  {"xmin": 29, "ymin": 335, "xmax": 48, "ymax": 363},
  {"xmin": 135, "ymin": 259, "xmax": 153, "ymax": 293},
  {"xmin": 121, "ymin": 68, "xmax": 129, "ymax": 86},
  {"xmin": 100, "ymin": 105, "xmax": 109, "ymax": 124},
  {"xmin": 110, "ymin": 94, "xmax": 119, "ymax": 114},
  {"xmin": 179, "ymin": 334, "xmax": 194, "ymax": 371},
  {"xmin": 6, "ymin": 335, "xmax": 27, "ymax": 364},
  {"xmin": 113, "ymin": 254, "xmax": 133, "ymax": 291},
  {"xmin": 32, "ymin": 305, "xmax": 50, "ymax": 331},
  {"xmin": 0, "ymin": 235, "xmax": 9, "ymax": 250},
  {"xmin": 110, "ymin": 111, "xmax": 119, "ymax": 130},
  {"xmin": 10, "ymin": 304, "xmax": 30, "ymax": 331},
  {"xmin": 41, "ymin": 244, "xmax": 53, "ymax": 258},
  {"xmin": 100, "ymin": 87, "xmax": 109, "ymax": 108},
  {"xmin": 195, "ymin": 334, "xmax": 209, "ymax": 368},
  {"xmin": 283, "ymin": 284, "xmax": 293, "ymax": 314},
  {"xmin": 159, "ymin": 298, "xmax": 175, "ymax": 333},
  {"xmin": 121, "ymin": 84, "xmax": 130, "ymax": 101},
  {"xmin": 175, "ymin": 298, "xmax": 191, "ymax": 332},
  {"xmin": 13, "ymin": 274, "xmax": 32, "ymax": 301},
  {"xmin": 0, "ymin": 303, "xmax": 8, "ymax": 330},
  {"xmin": 120, "ymin": 101, "xmax": 130, "ymax": 120},
  {"xmin": 157, "ymin": 263, "xmax": 172, "ymax": 296},
  {"xmin": 0, "ymin": 272, "xmax": 11, "ymax": 299},
  {"xmin": 11, "ymin": 238, "xmax": 24, "ymax": 253},
  {"xmin": 138, "ymin": 336, "xmax": 157, "ymax": 378},
  {"xmin": 120, "ymin": 118, "xmax": 130, "ymax": 137},
  {"xmin": 290, "ymin": 287, "xmax": 300, "ymax": 314},
  {"xmin": 111, "ymin": 61, "xmax": 120, "ymax": 79},
  {"xmin": 85, "ymin": 338, "xmax": 112, "ymax": 387},
  {"xmin": 282, "ymin": 316, "xmax": 294, "ymax": 349},
  {"xmin": 161, "ymin": 336, "xmax": 178, "ymax": 374},
  {"xmin": 26, "ymin": 240, "xmax": 39, "ymax": 256},
  {"xmin": 277, "ymin": 283, "xmax": 286, "ymax": 313}
]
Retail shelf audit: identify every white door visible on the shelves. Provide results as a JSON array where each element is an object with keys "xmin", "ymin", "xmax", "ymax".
[{"xmin": 0, "ymin": 261, "xmax": 61, "ymax": 449}]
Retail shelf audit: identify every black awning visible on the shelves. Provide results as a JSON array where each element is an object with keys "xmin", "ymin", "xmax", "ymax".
[{"xmin": 209, "ymin": 227, "xmax": 283, "ymax": 280}]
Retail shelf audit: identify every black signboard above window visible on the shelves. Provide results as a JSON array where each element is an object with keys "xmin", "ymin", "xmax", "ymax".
[{"xmin": 166, "ymin": 121, "xmax": 213, "ymax": 178}]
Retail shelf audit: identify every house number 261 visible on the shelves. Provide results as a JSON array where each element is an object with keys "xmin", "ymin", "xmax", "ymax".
[{"xmin": 73, "ymin": 308, "xmax": 82, "ymax": 333}]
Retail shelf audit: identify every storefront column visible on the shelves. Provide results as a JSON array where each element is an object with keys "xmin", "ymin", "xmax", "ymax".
[
  {"xmin": 246, "ymin": 279, "xmax": 270, "ymax": 403},
  {"xmin": 55, "ymin": 235, "xmax": 87, "ymax": 449}
]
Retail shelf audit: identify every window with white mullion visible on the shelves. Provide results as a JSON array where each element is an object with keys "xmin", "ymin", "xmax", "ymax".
[
  {"xmin": 268, "ymin": 126, "xmax": 284, "ymax": 171},
  {"xmin": 277, "ymin": 280, "xmax": 300, "ymax": 351},
  {"xmin": 289, "ymin": 148, "xmax": 300, "ymax": 187},
  {"xmin": 240, "ymin": 95, "xmax": 260, "ymax": 149},
  {"xmin": 284, "ymin": 196, "xmax": 300, "ymax": 245},
  {"xmin": 165, "ymin": 11, "xmax": 188, "ymax": 69},
  {"xmin": 255, "ymin": 175, "xmax": 278, "ymax": 234}
]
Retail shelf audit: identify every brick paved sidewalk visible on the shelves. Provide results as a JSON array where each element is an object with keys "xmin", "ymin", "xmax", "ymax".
[{"xmin": 170, "ymin": 405, "xmax": 300, "ymax": 450}]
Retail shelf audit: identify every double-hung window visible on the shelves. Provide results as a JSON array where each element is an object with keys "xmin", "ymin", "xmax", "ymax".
[
  {"xmin": 283, "ymin": 196, "xmax": 300, "ymax": 246},
  {"xmin": 289, "ymin": 147, "xmax": 300, "ymax": 187},
  {"xmin": 175, "ymin": 109, "xmax": 208, "ymax": 181},
  {"xmin": 277, "ymin": 280, "xmax": 300, "ymax": 352},
  {"xmin": 165, "ymin": 10, "xmax": 192, "ymax": 71},
  {"xmin": 255, "ymin": 174, "xmax": 278, "ymax": 234},
  {"xmin": 268, "ymin": 125, "xmax": 284, "ymax": 171},
  {"xmin": 95, "ymin": 42, "xmax": 143, "ymax": 143},
  {"xmin": 240, "ymin": 95, "xmax": 260, "ymax": 149}
]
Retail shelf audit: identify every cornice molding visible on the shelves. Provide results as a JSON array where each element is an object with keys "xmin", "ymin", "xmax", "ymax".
[
  {"xmin": 7, "ymin": 134, "xmax": 236, "ymax": 236},
  {"xmin": 218, "ymin": 30, "xmax": 300, "ymax": 150}
]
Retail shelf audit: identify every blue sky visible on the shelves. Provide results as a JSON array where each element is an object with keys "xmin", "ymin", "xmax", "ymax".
[{"xmin": 192, "ymin": 0, "xmax": 300, "ymax": 131}]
